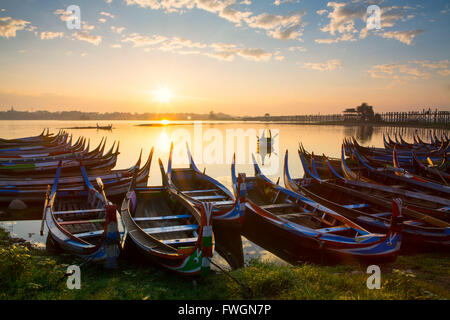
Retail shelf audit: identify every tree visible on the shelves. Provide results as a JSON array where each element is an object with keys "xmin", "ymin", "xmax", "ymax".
[{"xmin": 356, "ymin": 102, "xmax": 375, "ymax": 122}]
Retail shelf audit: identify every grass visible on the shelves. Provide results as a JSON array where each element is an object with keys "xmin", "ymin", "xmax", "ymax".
[{"xmin": 0, "ymin": 227, "xmax": 448, "ymax": 300}]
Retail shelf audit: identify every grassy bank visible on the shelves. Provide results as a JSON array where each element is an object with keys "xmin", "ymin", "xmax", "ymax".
[{"xmin": 1, "ymin": 227, "xmax": 448, "ymax": 300}]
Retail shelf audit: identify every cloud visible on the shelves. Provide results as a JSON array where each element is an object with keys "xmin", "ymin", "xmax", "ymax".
[
  {"xmin": 288, "ymin": 46, "xmax": 306, "ymax": 52},
  {"xmin": 300, "ymin": 59, "xmax": 341, "ymax": 72},
  {"xmin": 0, "ymin": 17, "xmax": 30, "ymax": 38},
  {"xmin": 72, "ymin": 31, "xmax": 102, "ymax": 45},
  {"xmin": 98, "ymin": 18, "xmax": 107, "ymax": 23},
  {"xmin": 111, "ymin": 26, "xmax": 125, "ymax": 34},
  {"xmin": 111, "ymin": 44, "xmax": 122, "ymax": 48},
  {"xmin": 121, "ymin": 31, "xmax": 272, "ymax": 62},
  {"xmin": 54, "ymin": 9, "xmax": 74, "ymax": 22},
  {"xmin": 317, "ymin": 1, "xmax": 421, "ymax": 44},
  {"xmin": 245, "ymin": 11, "xmax": 305, "ymax": 40},
  {"xmin": 274, "ymin": 50, "xmax": 284, "ymax": 61},
  {"xmin": 236, "ymin": 48, "xmax": 271, "ymax": 61},
  {"xmin": 368, "ymin": 60, "xmax": 450, "ymax": 83},
  {"xmin": 40, "ymin": 31, "xmax": 64, "ymax": 40},
  {"xmin": 122, "ymin": 33, "xmax": 167, "ymax": 47},
  {"xmin": 125, "ymin": 0, "xmax": 305, "ymax": 40},
  {"xmin": 273, "ymin": 0, "xmax": 297, "ymax": 6},
  {"xmin": 82, "ymin": 22, "xmax": 95, "ymax": 30},
  {"xmin": 100, "ymin": 12, "xmax": 115, "ymax": 18},
  {"xmin": 380, "ymin": 29, "xmax": 423, "ymax": 45}
]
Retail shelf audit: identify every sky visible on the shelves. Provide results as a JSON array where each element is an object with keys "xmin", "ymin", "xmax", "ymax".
[{"xmin": 0, "ymin": 0, "xmax": 449, "ymax": 116}]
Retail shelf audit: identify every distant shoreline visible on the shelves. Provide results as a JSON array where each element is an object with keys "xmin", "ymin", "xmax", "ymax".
[
  {"xmin": 1, "ymin": 119, "xmax": 449, "ymax": 129},
  {"xmin": 133, "ymin": 121, "xmax": 450, "ymax": 129}
]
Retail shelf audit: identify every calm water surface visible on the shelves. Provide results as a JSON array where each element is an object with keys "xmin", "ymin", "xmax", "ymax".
[{"xmin": 1, "ymin": 120, "xmax": 448, "ymax": 266}]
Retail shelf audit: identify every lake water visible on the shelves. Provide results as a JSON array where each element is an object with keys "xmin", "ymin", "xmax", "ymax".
[{"xmin": 1, "ymin": 120, "xmax": 448, "ymax": 267}]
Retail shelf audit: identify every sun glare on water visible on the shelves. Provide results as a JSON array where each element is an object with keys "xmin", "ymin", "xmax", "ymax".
[{"xmin": 153, "ymin": 86, "xmax": 174, "ymax": 103}]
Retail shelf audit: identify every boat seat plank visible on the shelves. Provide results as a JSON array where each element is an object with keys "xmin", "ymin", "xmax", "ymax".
[
  {"xmin": 210, "ymin": 200, "xmax": 234, "ymax": 206},
  {"xmin": 54, "ymin": 208, "xmax": 105, "ymax": 215},
  {"xmin": 316, "ymin": 226, "xmax": 351, "ymax": 233},
  {"xmin": 191, "ymin": 195, "xmax": 225, "ymax": 200},
  {"xmin": 75, "ymin": 225, "xmax": 199, "ymax": 239},
  {"xmin": 260, "ymin": 203, "xmax": 299, "ymax": 210},
  {"xmin": 142, "ymin": 224, "xmax": 198, "ymax": 235},
  {"xmin": 278, "ymin": 212, "xmax": 308, "ymax": 218},
  {"xmin": 182, "ymin": 189, "xmax": 219, "ymax": 194},
  {"xmin": 162, "ymin": 237, "xmax": 198, "ymax": 245},
  {"xmin": 342, "ymin": 204, "xmax": 370, "ymax": 209},
  {"xmin": 372, "ymin": 212, "xmax": 391, "ymax": 218},
  {"xmin": 59, "ymin": 218, "xmax": 105, "ymax": 225},
  {"xmin": 133, "ymin": 214, "xmax": 190, "ymax": 222}
]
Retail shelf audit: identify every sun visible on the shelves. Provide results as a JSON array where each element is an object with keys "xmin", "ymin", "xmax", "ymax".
[{"xmin": 153, "ymin": 86, "xmax": 174, "ymax": 103}]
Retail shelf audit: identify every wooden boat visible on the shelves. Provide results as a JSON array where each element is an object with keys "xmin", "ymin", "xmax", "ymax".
[
  {"xmin": 232, "ymin": 154, "xmax": 402, "ymax": 264},
  {"xmin": 42, "ymin": 161, "xmax": 124, "ymax": 268},
  {"xmin": 0, "ymin": 132, "xmax": 72, "ymax": 153},
  {"xmin": 0, "ymin": 149, "xmax": 152, "ymax": 203},
  {"xmin": 0, "ymin": 128, "xmax": 55, "ymax": 147},
  {"xmin": 0, "ymin": 145, "xmax": 140, "ymax": 187},
  {"xmin": 163, "ymin": 143, "xmax": 246, "ymax": 269},
  {"xmin": 393, "ymin": 147, "xmax": 449, "ymax": 185},
  {"xmin": 0, "ymin": 137, "xmax": 88, "ymax": 163},
  {"xmin": 120, "ymin": 162, "xmax": 214, "ymax": 276},
  {"xmin": 97, "ymin": 123, "xmax": 113, "ymax": 130},
  {"xmin": 286, "ymin": 150, "xmax": 450, "ymax": 249},
  {"xmin": 0, "ymin": 142, "xmax": 119, "ymax": 176},
  {"xmin": 350, "ymin": 137, "xmax": 446, "ymax": 162},
  {"xmin": 347, "ymin": 145, "xmax": 450, "ymax": 198},
  {"xmin": 165, "ymin": 143, "xmax": 244, "ymax": 223},
  {"xmin": 339, "ymin": 146, "xmax": 450, "ymax": 217}
]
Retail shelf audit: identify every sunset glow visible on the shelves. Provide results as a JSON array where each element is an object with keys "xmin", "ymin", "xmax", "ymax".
[
  {"xmin": 153, "ymin": 87, "xmax": 174, "ymax": 104},
  {"xmin": 0, "ymin": 1, "xmax": 448, "ymax": 115}
]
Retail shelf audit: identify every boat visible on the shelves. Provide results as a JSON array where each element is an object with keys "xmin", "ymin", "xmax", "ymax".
[
  {"xmin": 393, "ymin": 147, "xmax": 449, "ymax": 185},
  {"xmin": 165, "ymin": 142, "xmax": 244, "ymax": 223},
  {"xmin": 0, "ymin": 141, "xmax": 120, "ymax": 176},
  {"xmin": 0, "ymin": 128, "xmax": 55, "ymax": 147},
  {"xmin": 42, "ymin": 161, "xmax": 124, "ymax": 268},
  {"xmin": 97, "ymin": 123, "xmax": 113, "ymax": 130},
  {"xmin": 286, "ymin": 150, "xmax": 450, "ymax": 250},
  {"xmin": 302, "ymin": 147, "xmax": 450, "ymax": 221},
  {"xmin": 0, "ymin": 132, "xmax": 72, "ymax": 153},
  {"xmin": 347, "ymin": 145, "xmax": 450, "ymax": 198},
  {"xmin": 232, "ymin": 154, "xmax": 402, "ymax": 264},
  {"xmin": 162, "ymin": 142, "xmax": 246, "ymax": 269},
  {"xmin": 0, "ymin": 149, "xmax": 152, "ymax": 203},
  {"xmin": 120, "ymin": 162, "xmax": 214, "ymax": 276}
]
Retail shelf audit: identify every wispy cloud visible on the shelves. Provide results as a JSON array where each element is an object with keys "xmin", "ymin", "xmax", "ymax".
[
  {"xmin": 122, "ymin": 31, "xmax": 272, "ymax": 61},
  {"xmin": 368, "ymin": 60, "xmax": 450, "ymax": 84},
  {"xmin": 0, "ymin": 17, "xmax": 30, "ymax": 38},
  {"xmin": 100, "ymin": 12, "xmax": 115, "ymax": 19},
  {"xmin": 300, "ymin": 59, "xmax": 342, "ymax": 72},
  {"xmin": 72, "ymin": 31, "xmax": 102, "ymax": 46},
  {"xmin": 111, "ymin": 26, "xmax": 125, "ymax": 34},
  {"xmin": 316, "ymin": 1, "xmax": 421, "ymax": 45},
  {"xmin": 125, "ymin": 0, "xmax": 305, "ymax": 41},
  {"xmin": 380, "ymin": 30, "xmax": 424, "ymax": 45},
  {"xmin": 40, "ymin": 31, "xmax": 64, "ymax": 40}
]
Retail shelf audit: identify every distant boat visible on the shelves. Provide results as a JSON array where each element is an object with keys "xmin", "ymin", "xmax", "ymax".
[
  {"xmin": 60, "ymin": 124, "xmax": 113, "ymax": 130},
  {"xmin": 97, "ymin": 123, "xmax": 113, "ymax": 130}
]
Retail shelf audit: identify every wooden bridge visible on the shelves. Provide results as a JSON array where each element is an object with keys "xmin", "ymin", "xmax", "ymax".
[{"xmin": 244, "ymin": 109, "xmax": 450, "ymax": 125}]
